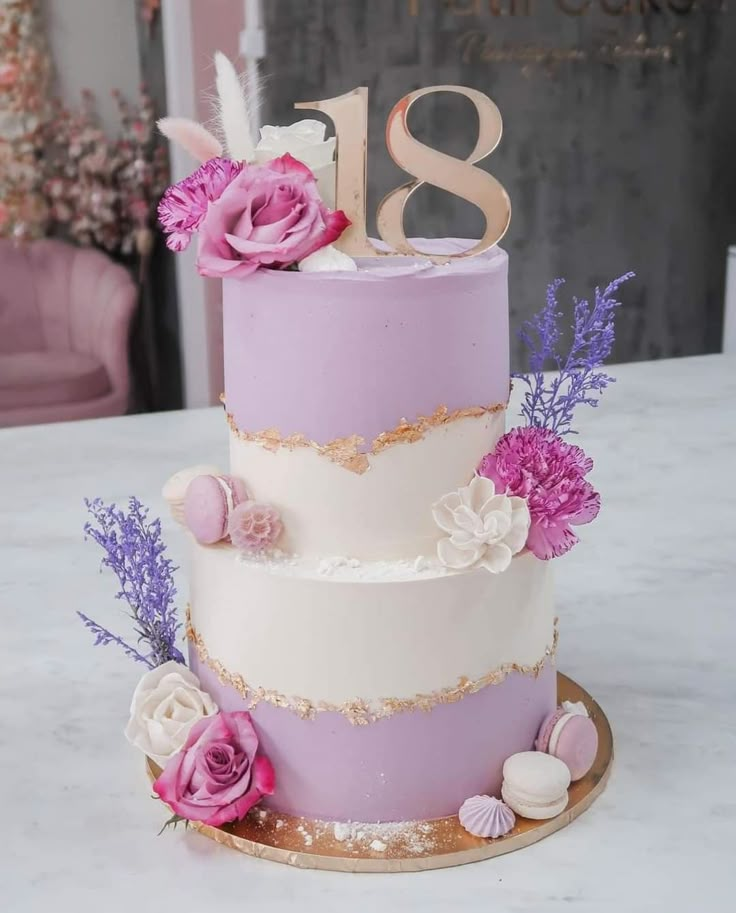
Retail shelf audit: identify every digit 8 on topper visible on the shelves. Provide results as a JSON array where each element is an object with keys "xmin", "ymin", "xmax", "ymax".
[{"xmin": 378, "ymin": 86, "xmax": 511, "ymax": 262}]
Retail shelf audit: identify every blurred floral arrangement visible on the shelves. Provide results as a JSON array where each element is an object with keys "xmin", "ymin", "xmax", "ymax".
[
  {"xmin": 42, "ymin": 88, "xmax": 170, "ymax": 262},
  {"xmin": 0, "ymin": 0, "xmax": 51, "ymax": 241},
  {"xmin": 0, "ymin": 0, "xmax": 169, "ymax": 256}
]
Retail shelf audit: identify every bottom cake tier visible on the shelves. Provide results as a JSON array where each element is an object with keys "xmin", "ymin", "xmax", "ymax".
[
  {"xmin": 190, "ymin": 657, "xmax": 556, "ymax": 822},
  {"xmin": 186, "ymin": 544, "xmax": 557, "ymax": 823}
]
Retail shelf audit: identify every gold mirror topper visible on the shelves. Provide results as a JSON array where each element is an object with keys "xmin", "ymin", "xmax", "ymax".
[{"xmin": 297, "ymin": 86, "xmax": 511, "ymax": 264}]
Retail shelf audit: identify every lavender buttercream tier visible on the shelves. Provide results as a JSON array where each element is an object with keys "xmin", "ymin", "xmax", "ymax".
[
  {"xmin": 223, "ymin": 239, "xmax": 509, "ymax": 447},
  {"xmin": 191, "ymin": 655, "xmax": 556, "ymax": 823}
]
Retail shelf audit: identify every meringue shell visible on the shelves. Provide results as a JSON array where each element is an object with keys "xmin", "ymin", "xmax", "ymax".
[{"xmin": 458, "ymin": 795, "xmax": 516, "ymax": 839}]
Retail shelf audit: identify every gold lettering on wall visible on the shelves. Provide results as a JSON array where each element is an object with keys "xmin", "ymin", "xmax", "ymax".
[
  {"xmin": 557, "ymin": 0, "xmax": 593, "ymax": 13},
  {"xmin": 600, "ymin": 0, "xmax": 634, "ymax": 13},
  {"xmin": 408, "ymin": 0, "xmax": 722, "ymax": 66},
  {"xmin": 446, "ymin": 0, "xmax": 482, "ymax": 14},
  {"xmin": 408, "ymin": 0, "xmax": 723, "ymax": 14}
]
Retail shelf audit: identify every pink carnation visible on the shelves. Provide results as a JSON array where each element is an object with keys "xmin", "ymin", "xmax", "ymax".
[
  {"xmin": 158, "ymin": 157, "xmax": 243, "ymax": 252},
  {"xmin": 153, "ymin": 711, "xmax": 275, "ymax": 828},
  {"xmin": 228, "ymin": 501, "xmax": 283, "ymax": 553},
  {"xmin": 478, "ymin": 426, "xmax": 600, "ymax": 560},
  {"xmin": 196, "ymin": 153, "xmax": 350, "ymax": 278}
]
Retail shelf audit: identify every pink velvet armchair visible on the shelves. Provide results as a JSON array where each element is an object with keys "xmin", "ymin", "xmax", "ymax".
[{"xmin": 0, "ymin": 239, "xmax": 137, "ymax": 427}]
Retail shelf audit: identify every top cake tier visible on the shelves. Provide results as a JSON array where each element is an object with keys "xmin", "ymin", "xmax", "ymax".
[
  {"xmin": 223, "ymin": 239, "xmax": 510, "ymax": 560},
  {"xmin": 223, "ymin": 239, "xmax": 509, "ymax": 445}
]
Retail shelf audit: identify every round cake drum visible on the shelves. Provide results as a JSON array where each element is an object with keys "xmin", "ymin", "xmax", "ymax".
[{"xmin": 146, "ymin": 673, "xmax": 613, "ymax": 873}]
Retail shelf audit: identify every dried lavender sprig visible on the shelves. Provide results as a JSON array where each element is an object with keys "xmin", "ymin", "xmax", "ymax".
[
  {"xmin": 514, "ymin": 272, "xmax": 634, "ymax": 435},
  {"xmin": 77, "ymin": 612, "xmax": 153, "ymax": 667},
  {"xmin": 79, "ymin": 496, "xmax": 185, "ymax": 668}
]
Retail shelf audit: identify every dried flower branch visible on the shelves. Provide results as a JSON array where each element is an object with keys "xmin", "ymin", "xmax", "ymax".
[
  {"xmin": 41, "ymin": 88, "xmax": 169, "ymax": 258},
  {"xmin": 515, "ymin": 273, "xmax": 634, "ymax": 435},
  {"xmin": 157, "ymin": 116, "xmax": 222, "ymax": 164},
  {"xmin": 0, "ymin": 0, "xmax": 52, "ymax": 241},
  {"xmin": 78, "ymin": 497, "xmax": 184, "ymax": 668}
]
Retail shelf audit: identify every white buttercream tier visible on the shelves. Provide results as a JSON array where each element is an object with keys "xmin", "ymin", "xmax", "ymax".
[
  {"xmin": 187, "ymin": 541, "xmax": 554, "ymax": 710},
  {"xmin": 228, "ymin": 410, "xmax": 505, "ymax": 561}
]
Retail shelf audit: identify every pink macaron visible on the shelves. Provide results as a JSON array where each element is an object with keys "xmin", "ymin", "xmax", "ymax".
[
  {"xmin": 535, "ymin": 706, "xmax": 598, "ymax": 781},
  {"xmin": 183, "ymin": 474, "xmax": 248, "ymax": 545}
]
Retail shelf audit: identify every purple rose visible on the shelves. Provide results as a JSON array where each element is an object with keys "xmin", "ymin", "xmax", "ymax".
[
  {"xmin": 196, "ymin": 153, "xmax": 350, "ymax": 278},
  {"xmin": 153, "ymin": 711, "xmax": 275, "ymax": 827}
]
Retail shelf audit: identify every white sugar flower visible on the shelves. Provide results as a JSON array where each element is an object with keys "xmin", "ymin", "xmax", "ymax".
[
  {"xmin": 125, "ymin": 661, "xmax": 218, "ymax": 766},
  {"xmin": 432, "ymin": 475, "xmax": 530, "ymax": 574}
]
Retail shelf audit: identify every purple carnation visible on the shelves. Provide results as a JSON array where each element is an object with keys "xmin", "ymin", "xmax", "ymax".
[
  {"xmin": 478, "ymin": 426, "xmax": 600, "ymax": 561},
  {"xmin": 158, "ymin": 157, "xmax": 243, "ymax": 252}
]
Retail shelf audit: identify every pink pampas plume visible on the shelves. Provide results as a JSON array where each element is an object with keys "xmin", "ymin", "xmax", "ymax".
[{"xmin": 157, "ymin": 117, "xmax": 223, "ymax": 163}]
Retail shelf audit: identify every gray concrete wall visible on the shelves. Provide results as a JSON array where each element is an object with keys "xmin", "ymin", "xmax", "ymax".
[
  {"xmin": 42, "ymin": 0, "xmax": 140, "ymax": 132},
  {"xmin": 260, "ymin": 0, "xmax": 736, "ymax": 368}
]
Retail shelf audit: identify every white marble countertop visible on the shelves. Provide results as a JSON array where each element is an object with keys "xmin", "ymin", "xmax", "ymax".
[{"xmin": 2, "ymin": 354, "xmax": 735, "ymax": 911}]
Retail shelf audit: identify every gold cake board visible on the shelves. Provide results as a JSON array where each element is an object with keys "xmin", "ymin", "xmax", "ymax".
[{"xmin": 146, "ymin": 672, "xmax": 613, "ymax": 873}]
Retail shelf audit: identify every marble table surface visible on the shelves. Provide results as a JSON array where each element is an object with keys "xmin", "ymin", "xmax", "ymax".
[{"xmin": 2, "ymin": 354, "xmax": 735, "ymax": 911}]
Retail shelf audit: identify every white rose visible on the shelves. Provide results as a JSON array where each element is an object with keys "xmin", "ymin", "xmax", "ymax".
[
  {"xmin": 124, "ymin": 661, "xmax": 218, "ymax": 766},
  {"xmin": 298, "ymin": 245, "xmax": 357, "ymax": 273},
  {"xmin": 432, "ymin": 475, "xmax": 530, "ymax": 574},
  {"xmin": 255, "ymin": 119, "xmax": 336, "ymax": 208}
]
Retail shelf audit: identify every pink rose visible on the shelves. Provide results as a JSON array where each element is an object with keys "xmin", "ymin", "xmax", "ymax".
[
  {"xmin": 197, "ymin": 153, "xmax": 350, "ymax": 278},
  {"xmin": 228, "ymin": 501, "xmax": 283, "ymax": 553},
  {"xmin": 153, "ymin": 711, "xmax": 275, "ymax": 827}
]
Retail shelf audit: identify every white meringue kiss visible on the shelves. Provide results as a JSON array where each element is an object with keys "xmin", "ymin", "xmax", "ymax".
[{"xmin": 298, "ymin": 245, "xmax": 357, "ymax": 273}]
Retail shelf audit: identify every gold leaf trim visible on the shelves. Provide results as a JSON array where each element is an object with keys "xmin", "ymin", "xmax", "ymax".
[
  {"xmin": 223, "ymin": 402, "xmax": 507, "ymax": 475},
  {"xmin": 186, "ymin": 608, "xmax": 558, "ymax": 726}
]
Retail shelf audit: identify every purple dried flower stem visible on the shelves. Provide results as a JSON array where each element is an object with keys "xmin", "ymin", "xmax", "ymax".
[
  {"xmin": 514, "ymin": 272, "xmax": 634, "ymax": 436},
  {"xmin": 77, "ymin": 614, "xmax": 152, "ymax": 666},
  {"xmin": 78, "ymin": 497, "xmax": 184, "ymax": 668}
]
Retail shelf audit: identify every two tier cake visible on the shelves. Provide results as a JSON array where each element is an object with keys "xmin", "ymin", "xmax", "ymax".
[{"xmin": 186, "ymin": 240, "xmax": 556, "ymax": 823}]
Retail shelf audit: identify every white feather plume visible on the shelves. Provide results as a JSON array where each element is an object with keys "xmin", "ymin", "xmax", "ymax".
[
  {"xmin": 157, "ymin": 117, "xmax": 223, "ymax": 163},
  {"xmin": 214, "ymin": 51, "xmax": 256, "ymax": 162}
]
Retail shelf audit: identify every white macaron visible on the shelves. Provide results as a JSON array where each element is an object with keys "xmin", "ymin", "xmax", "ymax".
[{"xmin": 501, "ymin": 751, "xmax": 571, "ymax": 820}]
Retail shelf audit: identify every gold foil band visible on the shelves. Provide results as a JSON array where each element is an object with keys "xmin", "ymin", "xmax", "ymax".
[
  {"xmin": 223, "ymin": 402, "xmax": 507, "ymax": 475},
  {"xmin": 186, "ymin": 608, "xmax": 558, "ymax": 726}
]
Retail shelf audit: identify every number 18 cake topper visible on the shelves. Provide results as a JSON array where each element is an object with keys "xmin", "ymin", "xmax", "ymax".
[
  {"xmin": 297, "ymin": 85, "xmax": 511, "ymax": 262},
  {"xmin": 158, "ymin": 53, "xmax": 511, "ymax": 270}
]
